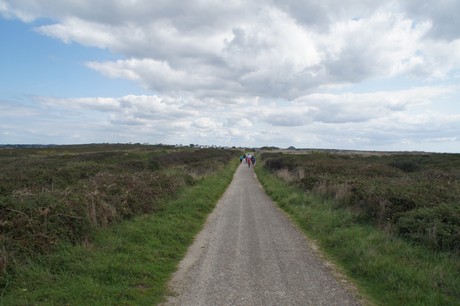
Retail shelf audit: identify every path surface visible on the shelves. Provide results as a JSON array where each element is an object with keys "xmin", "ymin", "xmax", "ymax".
[{"xmin": 163, "ymin": 163, "xmax": 362, "ymax": 305}]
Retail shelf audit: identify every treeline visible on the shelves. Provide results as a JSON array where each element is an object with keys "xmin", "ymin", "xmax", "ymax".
[
  {"xmin": 0, "ymin": 145, "xmax": 239, "ymax": 286},
  {"xmin": 261, "ymin": 152, "xmax": 460, "ymax": 253}
]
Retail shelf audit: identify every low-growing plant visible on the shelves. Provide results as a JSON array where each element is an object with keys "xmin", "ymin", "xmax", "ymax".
[
  {"xmin": 396, "ymin": 204, "xmax": 460, "ymax": 252},
  {"xmin": 1, "ymin": 153, "xmax": 240, "ymax": 305},
  {"xmin": 389, "ymin": 160, "xmax": 420, "ymax": 172},
  {"xmin": 260, "ymin": 151, "xmax": 460, "ymax": 253},
  {"xmin": 0, "ymin": 145, "xmax": 240, "ymax": 288},
  {"xmin": 256, "ymin": 162, "xmax": 460, "ymax": 305}
]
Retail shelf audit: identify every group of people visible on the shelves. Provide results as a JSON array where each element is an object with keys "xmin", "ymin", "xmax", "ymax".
[{"xmin": 240, "ymin": 153, "xmax": 256, "ymax": 168}]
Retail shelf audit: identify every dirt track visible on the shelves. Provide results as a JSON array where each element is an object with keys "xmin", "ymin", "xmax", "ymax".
[{"xmin": 163, "ymin": 163, "xmax": 362, "ymax": 305}]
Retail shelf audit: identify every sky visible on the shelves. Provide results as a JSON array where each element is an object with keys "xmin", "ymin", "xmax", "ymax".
[{"xmin": 1, "ymin": 1, "xmax": 459, "ymax": 152}]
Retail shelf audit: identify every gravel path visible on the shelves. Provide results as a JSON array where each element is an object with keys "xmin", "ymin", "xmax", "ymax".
[{"xmin": 163, "ymin": 163, "xmax": 362, "ymax": 305}]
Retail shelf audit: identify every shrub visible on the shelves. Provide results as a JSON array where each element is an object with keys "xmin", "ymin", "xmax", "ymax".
[
  {"xmin": 0, "ymin": 145, "xmax": 239, "ymax": 285},
  {"xmin": 148, "ymin": 158, "xmax": 160, "ymax": 171},
  {"xmin": 299, "ymin": 175, "xmax": 320, "ymax": 190},
  {"xmin": 388, "ymin": 160, "xmax": 420, "ymax": 173},
  {"xmin": 396, "ymin": 204, "xmax": 460, "ymax": 253},
  {"xmin": 260, "ymin": 151, "xmax": 460, "ymax": 253}
]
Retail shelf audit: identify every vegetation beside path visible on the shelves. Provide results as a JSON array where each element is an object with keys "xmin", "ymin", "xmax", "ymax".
[
  {"xmin": 256, "ymin": 151, "xmax": 460, "ymax": 305},
  {"xmin": 1, "ymin": 144, "xmax": 240, "ymax": 304}
]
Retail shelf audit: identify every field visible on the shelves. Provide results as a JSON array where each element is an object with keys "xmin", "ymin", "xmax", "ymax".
[
  {"xmin": 0, "ymin": 144, "xmax": 240, "ymax": 303},
  {"xmin": 261, "ymin": 150, "xmax": 460, "ymax": 253},
  {"xmin": 2, "ymin": 145, "xmax": 459, "ymax": 304},
  {"xmin": 257, "ymin": 150, "xmax": 460, "ymax": 305}
]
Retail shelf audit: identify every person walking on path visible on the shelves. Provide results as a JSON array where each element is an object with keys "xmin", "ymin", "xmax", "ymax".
[{"xmin": 246, "ymin": 153, "xmax": 252, "ymax": 168}]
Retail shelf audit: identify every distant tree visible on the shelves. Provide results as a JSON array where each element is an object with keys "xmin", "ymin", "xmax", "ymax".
[
  {"xmin": 261, "ymin": 146, "xmax": 280, "ymax": 150},
  {"xmin": 287, "ymin": 146, "xmax": 296, "ymax": 150}
]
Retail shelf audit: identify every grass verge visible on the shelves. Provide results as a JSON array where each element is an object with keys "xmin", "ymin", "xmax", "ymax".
[
  {"xmin": 255, "ymin": 165, "xmax": 460, "ymax": 306},
  {"xmin": 1, "ymin": 159, "xmax": 239, "ymax": 305}
]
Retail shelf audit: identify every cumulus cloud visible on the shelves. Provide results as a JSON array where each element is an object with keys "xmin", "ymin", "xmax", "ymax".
[
  {"xmin": 6, "ymin": 0, "xmax": 456, "ymax": 99},
  {"xmin": 1, "ymin": 1, "xmax": 460, "ymax": 151},
  {"xmin": 401, "ymin": 0, "xmax": 460, "ymax": 40},
  {"xmin": 39, "ymin": 94, "xmax": 199, "ymax": 119},
  {"xmin": 293, "ymin": 86, "xmax": 455, "ymax": 123},
  {"xmin": 24, "ymin": 94, "xmax": 238, "ymax": 144}
]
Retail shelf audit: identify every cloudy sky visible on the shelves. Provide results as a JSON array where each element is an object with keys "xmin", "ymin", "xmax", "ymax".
[{"xmin": 1, "ymin": 1, "xmax": 459, "ymax": 152}]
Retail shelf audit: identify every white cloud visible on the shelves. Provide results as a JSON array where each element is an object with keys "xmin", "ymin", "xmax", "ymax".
[
  {"xmin": 36, "ymin": 17, "xmax": 118, "ymax": 48},
  {"xmin": 2, "ymin": 1, "xmax": 460, "ymax": 151},
  {"xmin": 6, "ymin": 1, "xmax": 459, "ymax": 99},
  {"xmin": 278, "ymin": 86, "xmax": 455, "ymax": 125},
  {"xmin": 401, "ymin": 0, "xmax": 460, "ymax": 40},
  {"xmin": 321, "ymin": 10, "xmax": 434, "ymax": 80}
]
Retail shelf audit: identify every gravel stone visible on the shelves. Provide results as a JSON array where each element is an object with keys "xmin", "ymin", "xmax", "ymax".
[{"xmin": 163, "ymin": 163, "xmax": 363, "ymax": 305}]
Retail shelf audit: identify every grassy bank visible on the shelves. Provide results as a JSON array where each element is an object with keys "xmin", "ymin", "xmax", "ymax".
[
  {"xmin": 255, "ymin": 163, "xmax": 460, "ymax": 305},
  {"xmin": 1, "ymin": 145, "xmax": 239, "ymax": 304}
]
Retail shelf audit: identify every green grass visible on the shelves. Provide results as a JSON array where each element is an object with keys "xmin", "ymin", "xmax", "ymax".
[
  {"xmin": 260, "ymin": 152, "xmax": 460, "ymax": 253},
  {"xmin": 1, "ymin": 145, "xmax": 239, "ymax": 286},
  {"xmin": 255, "ymin": 165, "xmax": 460, "ymax": 306},
  {"xmin": 1, "ymin": 158, "xmax": 239, "ymax": 305}
]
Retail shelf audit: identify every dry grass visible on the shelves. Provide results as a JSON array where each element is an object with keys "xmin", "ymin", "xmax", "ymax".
[
  {"xmin": 0, "ymin": 145, "xmax": 240, "ymax": 286},
  {"xmin": 261, "ymin": 151, "xmax": 460, "ymax": 253}
]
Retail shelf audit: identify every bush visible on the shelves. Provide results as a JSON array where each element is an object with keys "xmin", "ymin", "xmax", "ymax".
[
  {"xmin": 260, "ymin": 151, "xmax": 460, "ymax": 253},
  {"xmin": 389, "ymin": 160, "xmax": 420, "ymax": 172},
  {"xmin": 0, "ymin": 145, "xmax": 239, "ymax": 285},
  {"xmin": 396, "ymin": 204, "xmax": 460, "ymax": 252}
]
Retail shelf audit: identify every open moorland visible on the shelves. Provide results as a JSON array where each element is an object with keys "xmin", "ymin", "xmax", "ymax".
[
  {"xmin": 257, "ymin": 150, "xmax": 460, "ymax": 305},
  {"xmin": 2, "ymin": 145, "xmax": 459, "ymax": 305},
  {"xmin": 0, "ymin": 144, "xmax": 239, "ymax": 303},
  {"xmin": 260, "ymin": 150, "xmax": 460, "ymax": 253}
]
